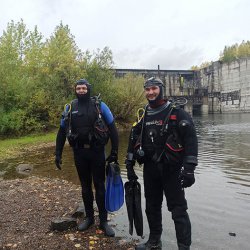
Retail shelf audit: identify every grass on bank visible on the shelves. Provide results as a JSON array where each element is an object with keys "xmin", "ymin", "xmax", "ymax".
[
  {"xmin": 0, "ymin": 120, "xmax": 131, "ymax": 161},
  {"xmin": 0, "ymin": 131, "xmax": 56, "ymax": 160}
]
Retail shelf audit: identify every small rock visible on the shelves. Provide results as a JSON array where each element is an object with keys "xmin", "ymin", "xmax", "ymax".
[
  {"xmin": 229, "ymin": 232, "xmax": 236, "ymax": 236},
  {"xmin": 71, "ymin": 202, "xmax": 85, "ymax": 218},
  {"xmin": 16, "ymin": 164, "xmax": 33, "ymax": 175},
  {"xmin": 51, "ymin": 217, "xmax": 77, "ymax": 231},
  {"xmin": 118, "ymin": 239, "xmax": 127, "ymax": 245}
]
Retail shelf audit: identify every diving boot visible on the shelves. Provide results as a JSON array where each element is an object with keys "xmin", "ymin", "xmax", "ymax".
[
  {"xmin": 178, "ymin": 243, "xmax": 190, "ymax": 250},
  {"xmin": 99, "ymin": 221, "xmax": 115, "ymax": 237},
  {"xmin": 135, "ymin": 239, "xmax": 162, "ymax": 250},
  {"xmin": 78, "ymin": 217, "xmax": 94, "ymax": 231}
]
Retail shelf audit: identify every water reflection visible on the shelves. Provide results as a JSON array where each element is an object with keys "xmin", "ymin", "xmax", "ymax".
[
  {"xmin": 194, "ymin": 114, "xmax": 250, "ymax": 189},
  {"xmin": 1, "ymin": 113, "xmax": 250, "ymax": 249}
]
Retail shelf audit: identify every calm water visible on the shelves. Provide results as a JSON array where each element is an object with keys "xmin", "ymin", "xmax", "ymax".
[{"xmin": 1, "ymin": 113, "xmax": 250, "ymax": 250}]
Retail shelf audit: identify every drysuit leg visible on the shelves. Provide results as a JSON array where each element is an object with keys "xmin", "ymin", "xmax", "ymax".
[
  {"xmin": 74, "ymin": 148, "xmax": 94, "ymax": 218},
  {"xmin": 91, "ymin": 150, "xmax": 107, "ymax": 222},
  {"xmin": 163, "ymin": 168, "xmax": 191, "ymax": 248},
  {"xmin": 143, "ymin": 162, "xmax": 163, "ymax": 240},
  {"xmin": 172, "ymin": 206, "xmax": 191, "ymax": 248}
]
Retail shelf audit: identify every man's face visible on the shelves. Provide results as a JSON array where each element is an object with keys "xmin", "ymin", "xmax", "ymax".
[
  {"xmin": 76, "ymin": 84, "xmax": 88, "ymax": 95},
  {"xmin": 144, "ymin": 85, "xmax": 160, "ymax": 101}
]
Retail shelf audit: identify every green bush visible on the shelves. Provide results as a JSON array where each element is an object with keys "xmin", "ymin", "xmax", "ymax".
[
  {"xmin": 0, "ymin": 20, "xmax": 148, "ymax": 137},
  {"xmin": 99, "ymin": 74, "xmax": 146, "ymax": 122},
  {"xmin": 0, "ymin": 110, "xmax": 26, "ymax": 135}
]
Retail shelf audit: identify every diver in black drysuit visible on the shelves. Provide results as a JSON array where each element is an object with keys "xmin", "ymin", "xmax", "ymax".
[
  {"xmin": 125, "ymin": 77, "xmax": 198, "ymax": 250},
  {"xmin": 55, "ymin": 79, "xmax": 118, "ymax": 237}
]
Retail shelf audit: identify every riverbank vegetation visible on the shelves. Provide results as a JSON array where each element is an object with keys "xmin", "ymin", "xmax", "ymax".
[
  {"xmin": 0, "ymin": 20, "xmax": 145, "ymax": 137},
  {"xmin": 0, "ymin": 131, "xmax": 56, "ymax": 159},
  {"xmin": 220, "ymin": 40, "xmax": 250, "ymax": 63},
  {"xmin": 191, "ymin": 40, "xmax": 250, "ymax": 69}
]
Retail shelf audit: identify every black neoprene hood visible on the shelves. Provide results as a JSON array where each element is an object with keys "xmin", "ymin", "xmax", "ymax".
[{"xmin": 76, "ymin": 79, "xmax": 90, "ymax": 86}]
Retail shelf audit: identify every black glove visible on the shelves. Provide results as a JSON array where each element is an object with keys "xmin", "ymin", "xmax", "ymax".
[
  {"xmin": 180, "ymin": 165, "xmax": 195, "ymax": 188},
  {"xmin": 126, "ymin": 160, "xmax": 138, "ymax": 181},
  {"xmin": 106, "ymin": 149, "xmax": 118, "ymax": 163},
  {"xmin": 55, "ymin": 153, "xmax": 62, "ymax": 170}
]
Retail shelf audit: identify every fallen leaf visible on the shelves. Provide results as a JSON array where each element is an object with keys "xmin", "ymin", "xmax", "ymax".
[{"xmin": 69, "ymin": 236, "xmax": 76, "ymax": 241}]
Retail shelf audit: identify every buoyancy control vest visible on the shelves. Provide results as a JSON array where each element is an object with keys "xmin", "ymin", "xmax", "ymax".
[
  {"xmin": 142, "ymin": 102, "xmax": 172, "ymax": 157},
  {"xmin": 63, "ymin": 96, "xmax": 109, "ymax": 147},
  {"xmin": 70, "ymin": 98, "xmax": 97, "ymax": 143},
  {"xmin": 130, "ymin": 102, "xmax": 185, "ymax": 164}
]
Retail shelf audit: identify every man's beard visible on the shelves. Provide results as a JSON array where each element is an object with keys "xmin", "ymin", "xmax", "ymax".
[
  {"xmin": 147, "ymin": 87, "xmax": 164, "ymax": 106},
  {"xmin": 76, "ymin": 92, "xmax": 90, "ymax": 102}
]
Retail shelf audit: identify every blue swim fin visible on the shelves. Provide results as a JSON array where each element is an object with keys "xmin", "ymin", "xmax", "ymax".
[{"xmin": 105, "ymin": 162, "xmax": 124, "ymax": 212}]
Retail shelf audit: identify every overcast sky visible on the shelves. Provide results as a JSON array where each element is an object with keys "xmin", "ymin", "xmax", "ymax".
[{"xmin": 1, "ymin": 0, "xmax": 249, "ymax": 69}]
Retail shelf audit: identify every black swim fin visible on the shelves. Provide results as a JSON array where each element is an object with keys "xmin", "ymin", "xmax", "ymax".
[
  {"xmin": 133, "ymin": 180, "xmax": 143, "ymax": 236},
  {"xmin": 125, "ymin": 181, "xmax": 134, "ymax": 235},
  {"xmin": 125, "ymin": 180, "xmax": 143, "ymax": 236}
]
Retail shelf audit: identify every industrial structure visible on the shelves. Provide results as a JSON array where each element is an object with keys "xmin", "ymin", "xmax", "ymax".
[{"xmin": 115, "ymin": 59, "xmax": 250, "ymax": 114}]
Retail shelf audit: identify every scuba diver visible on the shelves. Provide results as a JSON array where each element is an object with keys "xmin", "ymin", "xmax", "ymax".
[
  {"xmin": 55, "ymin": 79, "xmax": 119, "ymax": 237},
  {"xmin": 125, "ymin": 77, "xmax": 198, "ymax": 250}
]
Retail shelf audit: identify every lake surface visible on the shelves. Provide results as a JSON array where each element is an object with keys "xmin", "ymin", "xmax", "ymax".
[{"xmin": 1, "ymin": 113, "xmax": 250, "ymax": 250}]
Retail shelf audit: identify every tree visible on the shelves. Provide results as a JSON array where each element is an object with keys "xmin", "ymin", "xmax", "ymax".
[
  {"xmin": 0, "ymin": 19, "xmax": 28, "ymax": 111},
  {"xmin": 220, "ymin": 44, "xmax": 238, "ymax": 63},
  {"xmin": 83, "ymin": 46, "xmax": 114, "ymax": 95},
  {"xmin": 23, "ymin": 25, "xmax": 45, "ymax": 76},
  {"xmin": 43, "ymin": 22, "xmax": 83, "ymax": 102},
  {"xmin": 238, "ymin": 40, "xmax": 250, "ymax": 59}
]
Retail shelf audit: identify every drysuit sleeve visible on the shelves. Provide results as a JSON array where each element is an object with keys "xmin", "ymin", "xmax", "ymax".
[
  {"xmin": 127, "ymin": 128, "xmax": 135, "ymax": 155},
  {"xmin": 55, "ymin": 113, "xmax": 67, "ymax": 157},
  {"xmin": 107, "ymin": 121, "xmax": 119, "ymax": 153},
  {"xmin": 126, "ymin": 120, "xmax": 143, "ymax": 160},
  {"xmin": 176, "ymin": 108, "xmax": 198, "ymax": 168},
  {"xmin": 100, "ymin": 102, "xmax": 118, "ymax": 152},
  {"xmin": 100, "ymin": 102, "xmax": 114, "ymax": 125}
]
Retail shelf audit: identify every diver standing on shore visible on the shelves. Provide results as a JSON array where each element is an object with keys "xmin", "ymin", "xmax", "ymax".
[
  {"xmin": 55, "ymin": 79, "xmax": 119, "ymax": 237},
  {"xmin": 125, "ymin": 77, "xmax": 198, "ymax": 250}
]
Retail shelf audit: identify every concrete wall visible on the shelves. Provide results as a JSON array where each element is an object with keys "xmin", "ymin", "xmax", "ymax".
[
  {"xmin": 115, "ymin": 58, "xmax": 250, "ymax": 114},
  {"xmin": 164, "ymin": 74, "xmax": 196, "ymax": 97},
  {"xmin": 199, "ymin": 58, "xmax": 250, "ymax": 113}
]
